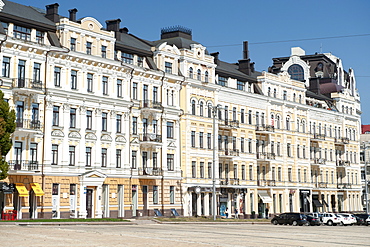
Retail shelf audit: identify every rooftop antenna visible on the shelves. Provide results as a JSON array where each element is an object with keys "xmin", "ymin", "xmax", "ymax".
[{"xmin": 320, "ymin": 43, "xmax": 322, "ymax": 54}]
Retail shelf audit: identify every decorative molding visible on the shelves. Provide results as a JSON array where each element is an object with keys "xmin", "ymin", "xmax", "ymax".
[
  {"xmin": 101, "ymin": 134, "xmax": 112, "ymax": 141},
  {"xmin": 68, "ymin": 131, "xmax": 81, "ymax": 139},
  {"xmin": 51, "ymin": 129, "xmax": 64, "ymax": 137},
  {"xmin": 85, "ymin": 132, "xmax": 97, "ymax": 140},
  {"xmin": 115, "ymin": 135, "xmax": 126, "ymax": 143}
]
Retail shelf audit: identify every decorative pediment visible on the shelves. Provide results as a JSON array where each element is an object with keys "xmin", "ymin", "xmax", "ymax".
[
  {"xmin": 168, "ymin": 141, "xmax": 176, "ymax": 148},
  {"xmin": 68, "ymin": 131, "xmax": 81, "ymax": 139},
  {"xmin": 115, "ymin": 135, "xmax": 126, "ymax": 143},
  {"xmin": 80, "ymin": 17, "xmax": 103, "ymax": 30},
  {"xmin": 51, "ymin": 129, "xmax": 64, "ymax": 137},
  {"xmin": 101, "ymin": 134, "xmax": 112, "ymax": 142},
  {"xmin": 85, "ymin": 133, "xmax": 97, "ymax": 140},
  {"xmin": 131, "ymin": 137, "xmax": 140, "ymax": 144},
  {"xmin": 79, "ymin": 170, "xmax": 107, "ymax": 185}
]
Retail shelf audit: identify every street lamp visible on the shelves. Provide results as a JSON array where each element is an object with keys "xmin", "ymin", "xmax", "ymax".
[{"xmin": 211, "ymin": 104, "xmax": 222, "ymax": 221}]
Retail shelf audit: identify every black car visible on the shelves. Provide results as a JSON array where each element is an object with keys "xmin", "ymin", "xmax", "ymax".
[
  {"xmin": 353, "ymin": 214, "xmax": 370, "ymax": 225},
  {"xmin": 271, "ymin": 213, "xmax": 307, "ymax": 226},
  {"xmin": 305, "ymin": 215, "xmax": 321, "ymax": 226}
]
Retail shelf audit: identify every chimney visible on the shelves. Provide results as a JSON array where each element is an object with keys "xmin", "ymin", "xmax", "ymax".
[
  {"xmin": 211, "ymin": 52, "xmax": 219, "ymax": 65},
  {"xmin": 106, "ymin": 19, "xmax": 121, "ymax": 32},
  {"xmin": 238, "ymin": 41, "xmax": 251, "ymax": 75},
  {"xmin": 45, "ymin": 3, "xmax": 60, "ymax": 23},
  {"xmin": 120, "ymin": 27, "xmax": 129, "ymax": 34},
  {"xmin": 68, "ymin": 8, "xmax": 78, "ymax": 22}
]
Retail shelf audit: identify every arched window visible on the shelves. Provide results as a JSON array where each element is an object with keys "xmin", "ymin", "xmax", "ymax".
[
  {"xmin": 267, "ymin": 87, "xmax": 271, "ymax": 97},
  {"xmin": 204, "ymin": 71, "xmax": 209, "ymax": 83},
  {"xmin": 302, "ymin": 120, "xmax": 306, "ymax": 133},
  {"xmin": 296, "ymin": 118, "xmax": 300, "ymax": 132},
  {"xmin": 293, "ymin": 93, "xmax": 296, "ymax": 102},
  {"xmin": 273, "ymin": 88, "xmax": 277, "ymax": 98},
  {"xmin": 191, "ymin": 100, "xmax": 196, "ymax": 115},
  {"xmin": 286, "ymin": 117, "xmax": 290, "ymax": 130},
  {"xmin": 270, "ymin": 114, "xmax": 275, "ymax": 126},
  {"xmin": 276, "ymin": 115, "xmax": 280, "ymax": 129},
  {"xmin": 199, "ymin": 101, "xmax": 204, "ymax": 116},
  {"xmin": 287, "ymin": 64, "xmax": 304, "ymax": 81},
  {"xmin": 299, "ymin": 94, "xmax": 302, "ymax": 104},
  {"xmin": 197, "ymin": 69, "xmax": 201, "ymax": 81},
  {"xmin": 189, "ymin": 67, "xmax": 193, "ymax": 79},
  {"xmin": 208, "ymin": 103, "xmax": 212, "ymax": 118}
]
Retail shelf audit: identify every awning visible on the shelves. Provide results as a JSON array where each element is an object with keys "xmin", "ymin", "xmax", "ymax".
[
  {"xmin": 322, "ymin": 199, "xmax": 329, "ymax": 207},
  {"xmin": 258, "ymin": 191, "xmax": 273, "ymax": 203},
  {"xmin": 313, "ymin": 199, "xmax": 323, "ymax": 207},
  {"xmin": 15, "ymin": 183, "xmax": 28, "ymax": 197},
  {"xmin": 30, "ymin": 183, "xmax": 44, "ymax": 196}
]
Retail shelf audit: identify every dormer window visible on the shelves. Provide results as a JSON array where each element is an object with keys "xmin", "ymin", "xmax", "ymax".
[
  {"xmin": 122, "ymin": 52, "xmax": 133, "ymax": 64},
  {"xmin": 86, "ymin": 42, "xmax": 92, "ymax": 55},
  {"xmin": 137, "ymin": 56, "xmax": 143, "ymax": 67},
  {"xmin": 218, "ymin": 76, "xmax": 227, "ymax": 87},
  {"xmin": 13, "ymin": 25, "xmax": 31, "ymax": 41},
  {"xmin": 1, "ymin": 22, "xmax": 8, "ymax": 33},
  {"xmin": 189, "ymin": 67, "xmax": 193, "ymax": 79},
  {"xmin": 287, "ymin": 64, "xmax": 304, "ymax": 81},
  {"xmin": 165, "ymin": 62, "xmax": 172, "ymax": 74},
  {"xmin": 101, "ymin": 45, "xmax": 107, "ymax": 58},
  {"xmin": 237, "ymin": 81, "xmax": 245, "ymax": 90},
  {"xmin": 204, "ymin": 71, "xmax": 209, "ymax": 83},
  {"xmin": 36, "ymin": 31, "xmax": 44, "ymax": 44}
]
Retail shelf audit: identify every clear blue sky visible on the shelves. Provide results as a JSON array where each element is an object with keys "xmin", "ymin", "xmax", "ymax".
[{"xmin": 15, "ymin": 0, "xmax": 370, "ymax": 123}]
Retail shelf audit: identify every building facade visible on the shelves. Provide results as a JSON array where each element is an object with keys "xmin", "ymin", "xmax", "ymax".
[{"xmin": 0, "ymin": 0, "xmax": 363, "ymax": 219}]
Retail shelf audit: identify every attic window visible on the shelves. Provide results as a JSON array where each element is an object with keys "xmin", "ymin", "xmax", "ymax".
[
  {"xmin": 13, "ymin": 25, "xmax": 31, "ymax": 41},
  {"xmin": 287, "ymin": 64, "xmax": 304, "ymax": 81}
]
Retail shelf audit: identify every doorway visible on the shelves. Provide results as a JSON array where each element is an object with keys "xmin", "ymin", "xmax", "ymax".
[{"xmin": 86, "ymin": 189, "xmax": 93, "ymax": 218}]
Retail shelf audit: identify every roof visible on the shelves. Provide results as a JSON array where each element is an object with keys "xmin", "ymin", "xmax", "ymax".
[
  {"xmin": 306, "ymin": 90, "xmax": 333, "ymax": 101},
  {"xmin": 216, "ymin": 60, "xmax": 261, "ymax": 82},
  {"xmin": 116, "ymin": 32, "xmax": 152, "ymax": 56},
  {"xmin": 0, "ymin": 0, "xmax": 56, "ymax": 29},
  {"xmin": 320, "ymin": 82, "xmax": 344, "ymax": 94},
  {"xmin": 152, "ymin": 36, "xmax": 209, "ymax": 55}
]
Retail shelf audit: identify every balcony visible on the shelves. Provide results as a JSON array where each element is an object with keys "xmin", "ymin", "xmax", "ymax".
[
  {"xmin": 140, "ymin": 133, "xmax": 162, "ymax": 143},
  {"xmin": 336, "ymin": 160, "xmax": 350, "ymax": 167},
  {"xmin": 312, "ymin": 133, "xmax": 326, "ymax": 141},
  {"xmin": 8, "ymin": 160, "xmax": 39, "ymax": 171},
  {"xmin": 12, "ymin": 78, "xmax": 43, "ymax": 91},
  {"xmin": 255, "ymin": 124, "xmax": 275, "ymax": 133},
  {"xmin": 137, "ymin": 167, "xmax": 163, "ymax": 176},
  {"xmin": 337, "ymin": 183, "xmax": 352, "ymax": 189},
  {"xmin": 318, "ymin": 182, "xmax": 328, "ymax": 188},
  {"xmin": 15, "ymin": 119, "xmax": 42, "ymax": 130},
  {"xmin": 140, "ymin": 100, "xmax": 163, "ymax": 110},
  {"xmin": 256, "ymin": 152, "xmax": 276, "ymax": 160},
  {"xmin": 219, "ymin": 120, "xmax": 239, "ymax": 129},
  {"xmin": 219, "ymin": 149, "xmax": 240, "ymax": 158},
  {"xmin": 312, "ymin": 158, "xmax": 326, "ymax": 165},
  {"xmin": 335, "ymin": 137, "xmax": 349, "ymax": 145}
]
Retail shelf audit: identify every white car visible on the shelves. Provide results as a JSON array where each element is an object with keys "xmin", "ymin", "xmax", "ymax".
[
  {"xmin": 366, "ymin": 216, "xmax": 370, "ymax": 226},
  {"xmin": 336, "ymin": 214, "xmax": 353, "ymax": 226},
  {"xmin": 321, "ymin": 213, "xmax": 341, "ymax": 226}
]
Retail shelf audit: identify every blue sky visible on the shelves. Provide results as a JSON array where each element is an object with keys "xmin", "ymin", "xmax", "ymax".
[{"xmin": 15, "ymin": 0, "xmax": 370, "ymax": 123}]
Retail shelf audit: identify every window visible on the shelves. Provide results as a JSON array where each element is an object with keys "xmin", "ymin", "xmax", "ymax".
[
  {"xmin": 234, "ymin": 164, "xmax": 238, "ymax": 179},
  {"xmin": 283, "ymin": 90, "xmax": 287, "ymax": 100},
  {"xmin": 31, "ymin": 103, "xmax": 39, "ymax": 125},
  {"xmin": 102, "ymin": 76, "xmax": 108, "ymax": 95},
  {"xmin": 241, "ymin": 137, "xmax": 244, "ymax": 153},
  {"xmin": 273, "ymin": 89, "xmax": 277, "ymax": 98},
  {"xmin": 204, "ymin": 71, "xmax": 209, "ymax": 82},
  {"xmin": 237, "ymin": 81, "xmax": 245, "ymax": 90},
  {"xmin": 170, "ymin": 186, "xmax": 175, "ymax": 204},
  {"xmin": 34, "ymin": 30, "xmax": 44, "ymax": 44},
  {"xmin": 207, "ymin": 133, "xmax": 211, "ymax": 149},
  {"xmin": 192, "ymin": 161, "xmax": 196, "ymax": 178},
  {"xmin": 86, "ymin": 42, "xmax": 92, "ymax": 55},
  {"xmin": 153, "ymin": 152, "xmax": 158, "ymax": 169},
  {"xmin": 167, "ymin": 122, "xmax": 174, "ymax": 139},
  {"xmin": 131, "ymin": 151, "xmax": 137, "ymax": 169},
  {"xmin": 116, "ymin": 114, "xmax": 122, "ymax": 133},
  {"xmin": 167, "ymin": 154, "xmax": 174, "ymax": 171},
  {"xmin": 122, "ymin": 53, "xmax": 133, "ymax": 64},
  {"xmin": 142, "ymin": 151, "xmax": 148, "ymax": 168},
  {"xmin": 218, "ymin": 76, "xmax": 227, "ymax": 86},
  {"xmin": 249, "ymin": 165, "xmax": 253, "ymax": 180},
  {"xmin": 267, "ymin": 87, "xmax": 271, "ymax": 97},
  {"xmin": 191, "ymin": 131, "xmax": 195, "ymax": 147},
  {"xmin": 143, "ymin": 118, "xmax": 148, "ymax": 134},
  {"xmin": 18, "ymin": 60, "xmax": 25, "ymax": 86},
  {"xmin": 101, "ymin": 45, "xmax": 107, "ymax": 58},
  {"xmin": 13, "ymin": 25, "xmax": 31, "ymax": 40},
  {"xmin": 248, "ymin": 110, "xmax": 252, "ymax": 124},
  {"xmin": 2, "ymin": 57, "xmax": 10, "ymax": 78},
  {"xmin": 188, "ymin": 67, "xmax": 193, "ymax": 78},
  {"xmin": 208, "ymin": 162, "xmax": 212, "ymax": 179},
  {"xmin": 70, "ymin": 108, "xmax": 76, "ymax": 128},
  {"xmin": 53, "ymin": 67, "xmax": 61, "ymax": 87},
  {"xmin": 199, "ymin": 132, "xmax": 204, "ymax": 148},
  {"xmin": 298, "ymin": 169, "xmax": 301, "ymax": 182},
  {"xmin": 277, "ymin": 142, "xmax": 281, "ymax": 156},
  {"xmin": 52, "ymin": 106, "xmax": 59, "ymax": 126},
  {"xmin": 86, "ymin": 110, "xmax": 92, "ymax": 130},
  {"xmin": 70, "ymin": 38, "xmax": 76, "ymax": 51},
  {"xmin": 117, "ymin": 79, "xmax": 122, "ymax": 97},
  {"xmin": 242, "ymin": 165, "xmax": 246, "ymax": 180},
  {"xmin": 52, "ymin": 184, "xmax": 59, "ymax": 195},
  {"xmin": 153, "ymin": 86, "xmax": 158, "ymax": 103},
  {"xmin": 287, "ymin": 143, "xmax": 291, "ymax": 157},
  {"xmin": 191, "ymin": 100, "xmax": 196, "ymax": 115},
  {"xmin": 153, "ymin": 186, "xmax": 158, "ymax": 204},
  {"xmin": 288, "ymin": 168, "xmax": 292, "ymax": 182},
  {"xmin": 165, "ymin": 62, "xmax": 172, "ymax": 74},
  {"xmin": 71, "ymin": 70, "xmax": 77, "ymax": 89},
  {"xmin": 52, "ymin": 144, "xmax": 58, "ymax": 165},
  {"xmin": 248, "ymin": 139, "xmax": 252, "ymax": 153},
  {"xmin": 87, "ymin": 73, "xmax": 93, "ymax": 92},
  {"xmin": 137, "ymin": 56, "xmax": 144, "ymax": 67},
  {"xmin": 132, "ymin": 117, "xmax": 137, "ymax": 135},
  {"xmin": 132, "ymin": 82, "xmax": 138, "ymax": 100},
  {"xmin": 69, "ymin": 146, "xmax": 75, "ymax": 166},
  {"xmin": 219, "ymin": 163, "xmax": 223, "ymax": 179},
  {"xmin": 241, "ymin": 109, "xmax": 245, "ymax": 123},
  {"xmin": 199, "ymin": 101, "xmax": 204, "ymax": 116},
  {"xmin": 278, "ymin": 167, "xmax": 282, "ymax": 181},
  {"xmin": 153, "ymin": 120, "xmax": 158, "ymax": 134},
  {"xmin": 197, "ymin": 69, "xmax": 201, "ymax": 80},
  {"xmin": 287, "ymin": 64, "xmax": 304, "ymax": 81},
  {"xmin": 86, "ymin": 147, "xmax": 92, "ymax": 167},
  {"xmin": 101, "ymin": 148, "xmax": 107, "ymax": 167},
  {"xmin": 102, "ymin": 112, "xmax": 108, "ymax": 131},
  {"xmin": 200, "ymin": 162, "xmax": 204, "ymax": 178}
]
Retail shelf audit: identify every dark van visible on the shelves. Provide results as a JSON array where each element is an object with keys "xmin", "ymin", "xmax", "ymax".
[{"xmin": 271, "ymin": 213, "xmax": 307, "ymax": 226}]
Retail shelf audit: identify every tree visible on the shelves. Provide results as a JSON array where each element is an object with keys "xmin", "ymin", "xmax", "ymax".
[{"xmin": 0, "ymin": 90, "xmax": 15, "ymax": 180}]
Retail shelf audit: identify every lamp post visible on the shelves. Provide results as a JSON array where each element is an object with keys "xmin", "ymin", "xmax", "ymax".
[{"xmin": 211, "ymin": 104, "xmax": 221, "ymax": 221}]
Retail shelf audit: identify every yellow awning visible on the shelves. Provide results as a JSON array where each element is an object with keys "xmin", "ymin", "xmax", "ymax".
[
  {"xmin": 15, "ymin": 183, "xmax": 28, "ymax": 197},
  {"xmin": 30, "ymin": 183, "xmax": 44, "ymax": 196}
]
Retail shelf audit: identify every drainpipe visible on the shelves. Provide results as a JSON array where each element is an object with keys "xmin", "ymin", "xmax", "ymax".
[{"xmin": 41, "ymin": 47, "xmax": 69, "ymax": 217}]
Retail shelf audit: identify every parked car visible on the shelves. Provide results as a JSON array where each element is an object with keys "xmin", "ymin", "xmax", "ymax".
[
  {"xmin": 353, "ymin": 214, "xmax": 370, "ymax": 225},
  {"xmin": 306, "ymin": 212, "xmax": 323, "ymax": 222},
  {"xmin": 353, "ymin": 215, "xmax": 365, "ymax": 225},
  {"xmin": 305, "ymin": 215, "xmax": 321, "ymax": 226},
  {"xmin": 321, "ymin": 213, "xmax": 341, "ymax": 226},
  {"xmin": 271, "ymin": 213, "xmax": 307, "ymax": 226},
  {"xmin": 336, "ymin": 214, "xmax": 353, "ymax": 226}
]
